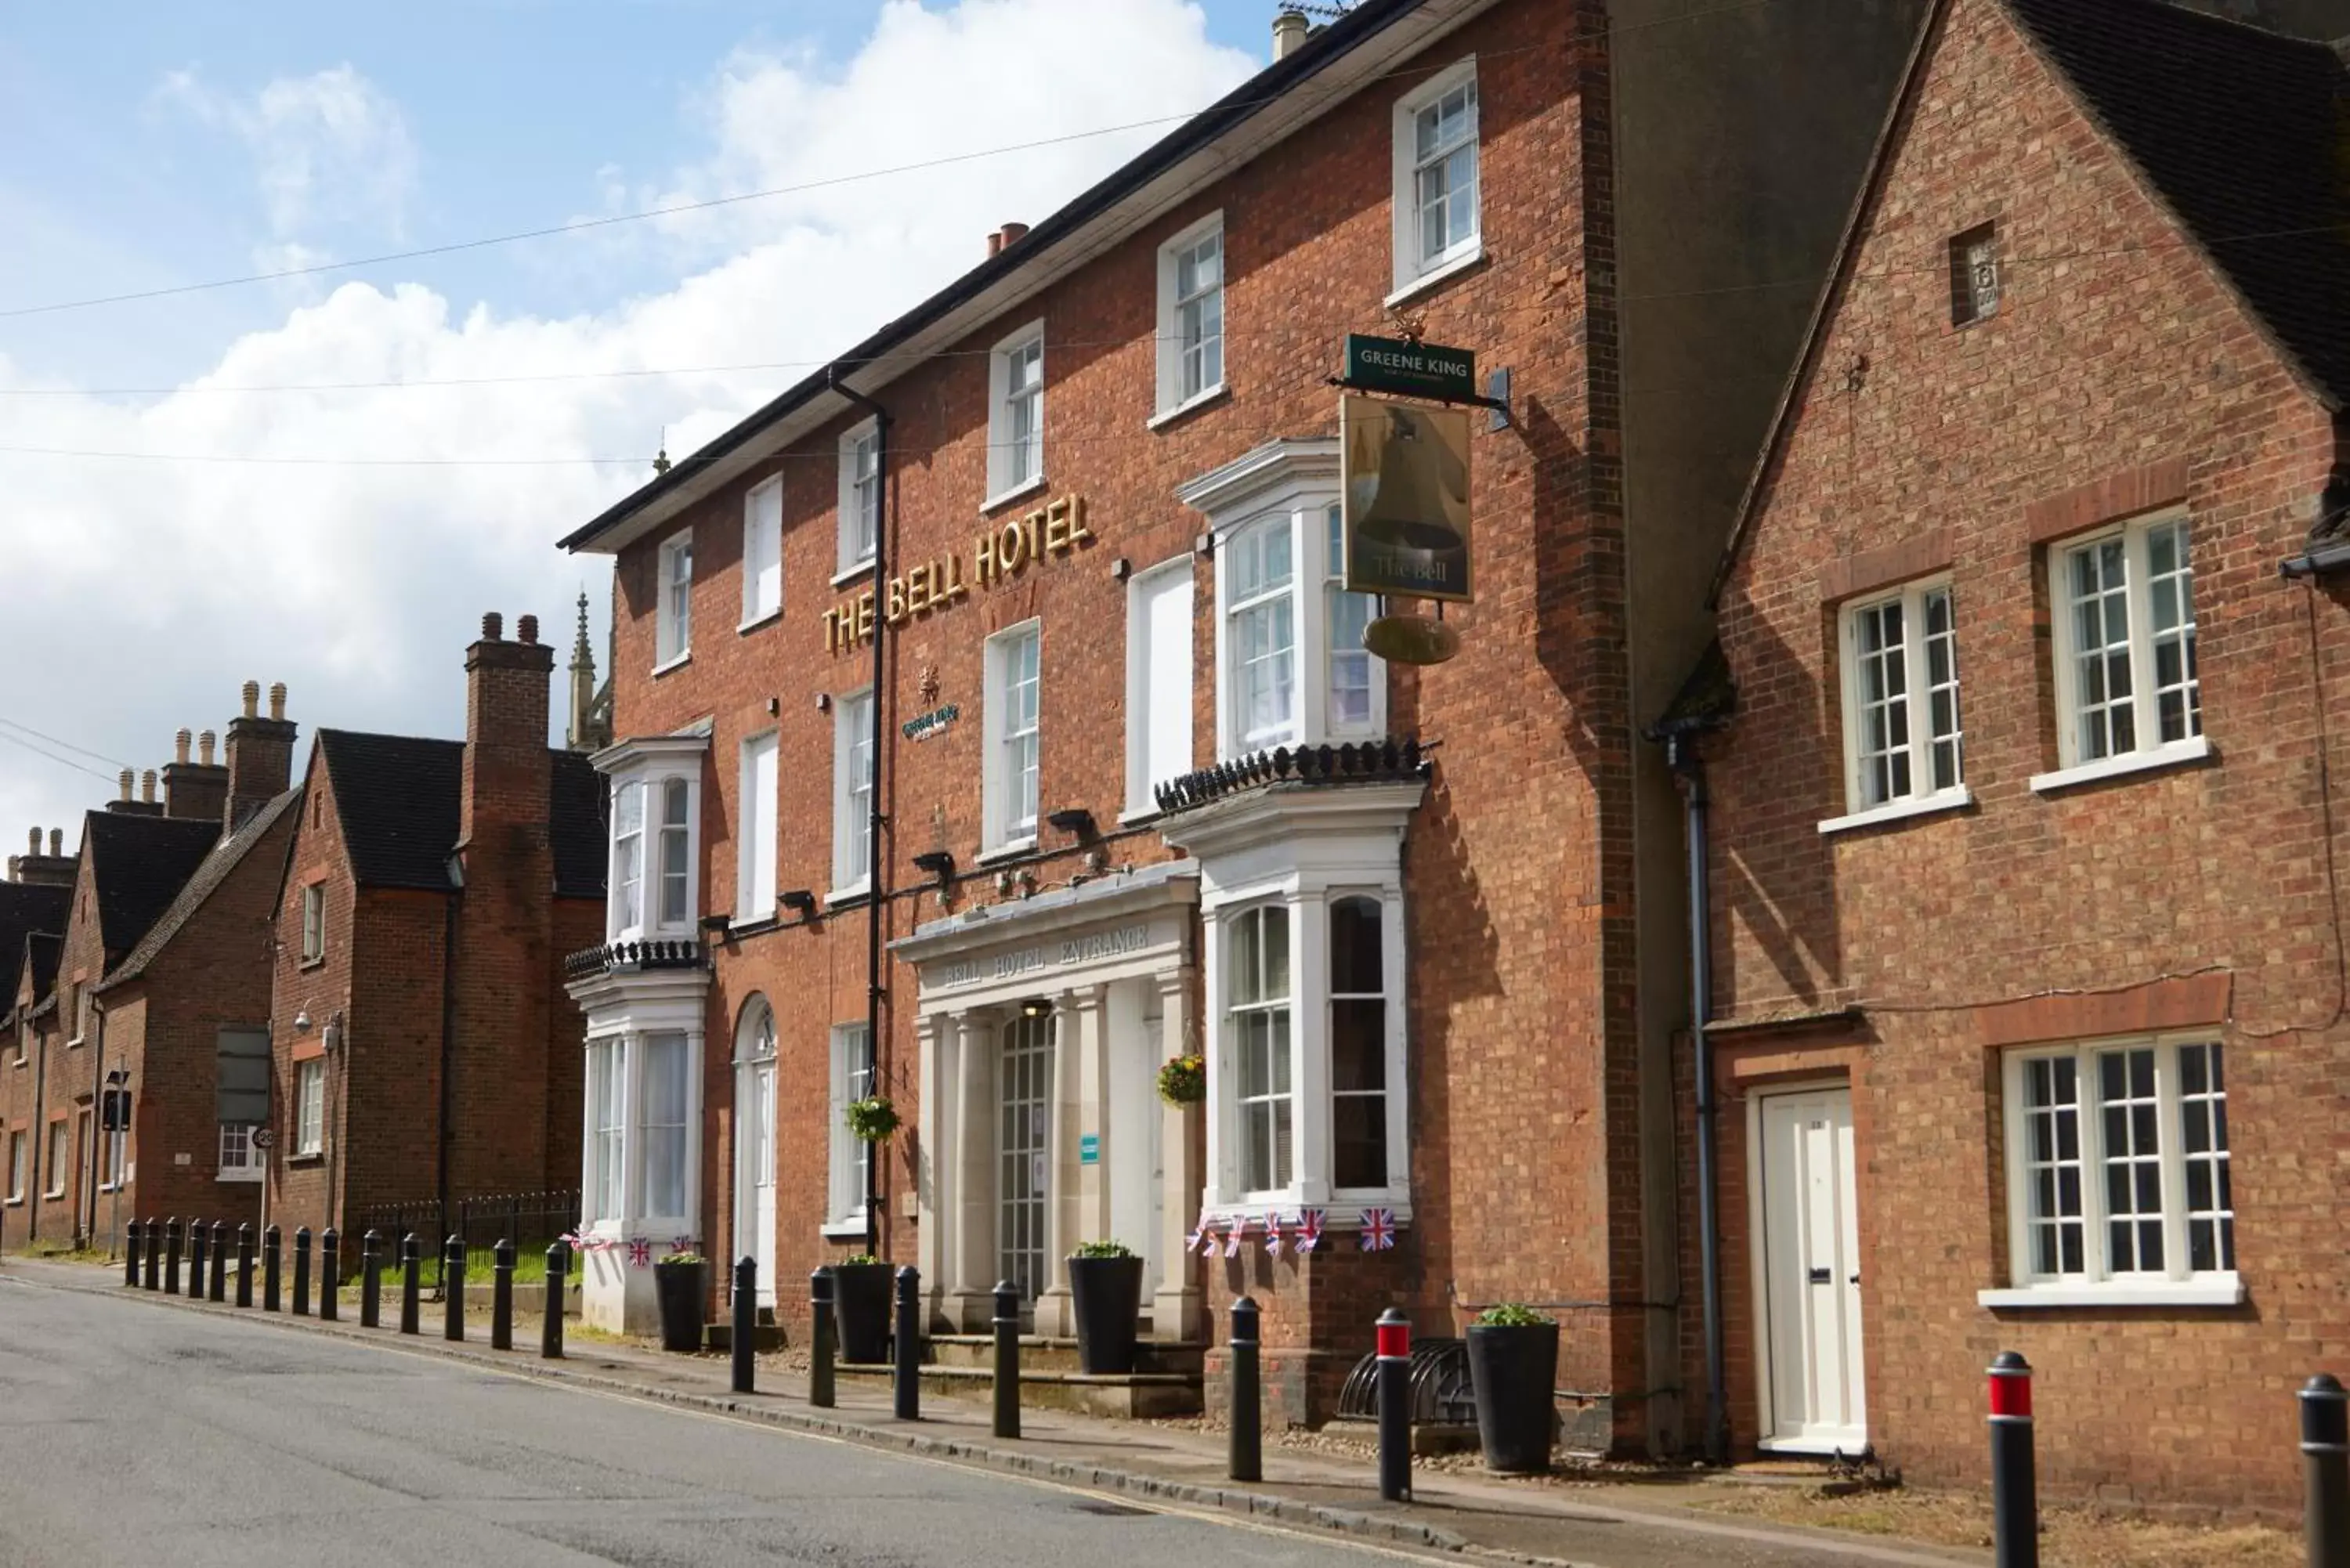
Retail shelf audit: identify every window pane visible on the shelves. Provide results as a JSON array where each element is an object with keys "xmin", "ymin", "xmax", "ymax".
[
  {"xmin": 2020, "ymin": 1055, "xmax": 2085, "ymax": 1277},
  {"xmin": 1922, "ymin": 587, "xmax": 1962, "ymax": 791},
  {"xmin": 1332, "ymin": 1000, "xmax": 1385, "ymax": 1093},
  {"xmin": 2178, "ymin": 1042, "xmax": 2232, "ymax": 1272},
  {"xmin": 1333, "ymin": 1093, "xmax": 1386, "ymax": 1191},
  {"xmin": 2145, "ymin": 519, "xmax": 2200, "ymax": 744},
  {"xmin": 1853, "ymin": 598, "xmax": 1910, "ymax": 807},
  {"xmin": 642, "ymin": 1034, "xmax": 689, "ymax": 1219},
  {"xmin": 2097, "ymin": 1046, "xmax": 2164, "ymax": 1274},
  {"xmin": 2068, "ymin": 538, "xmax": 2134, "ymax": 761},
  {"xmin": 1331, "ymin": 897, "xmax": 1383, "ymax": 995}
]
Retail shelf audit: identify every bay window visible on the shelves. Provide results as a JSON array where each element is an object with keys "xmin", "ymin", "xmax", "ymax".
[
  {"xmin": 1329, "ymin": 896, "xmax": 1388, "ymax": 1190},
  {"xmin": 588, "ymin": 1038, "xmax": 625, "ymax": 1223},
  {"xmin": 639, "ymin": 1032, "xmax": 690, "ymax": 1221},
  {"xmin": 604, "ymin": 748, "xmax": 701, "ymax": 943},
  {"xmin": 1228, "ymin": 906, "xmax": 1293, "ymax": 1194}
]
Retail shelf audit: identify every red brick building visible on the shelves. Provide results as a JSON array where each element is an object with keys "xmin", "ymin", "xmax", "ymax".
[
  {"xmin": 1, "ymin": 836, "xmax": 74, "ymax": 1245},
  {"xmin": 1698, "ymin": 0, "xmax": 2350, "ymax": 1506},
  {"xmin": 555, "ymin": 0, "xmax": 1929, "ymax": 1450},
  {"xmin": 264, "ymin": 614, "xmax": 606, "ymax": 1248}
]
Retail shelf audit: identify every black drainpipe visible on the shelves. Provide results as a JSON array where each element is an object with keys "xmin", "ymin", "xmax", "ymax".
[
  {"xmin": 438, "ymin": 864, "xmax": 463, "ymax": 1248},
  {"xmin": 828, "ymin": 364, "xmax": 891, "ymax": 1260},
  {"xmin": 27, "ymin": 1016, "xmax": 48, "ymax": 1244},
  {"xmin": 1665, "ymin": 732, "xmax": 1729, "ymax": 1466}
]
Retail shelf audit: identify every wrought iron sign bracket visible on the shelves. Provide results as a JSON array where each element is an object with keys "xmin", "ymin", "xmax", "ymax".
[{"xmin": 1321, "ymin": 373, "xmax": 1514, "ymax": 431}]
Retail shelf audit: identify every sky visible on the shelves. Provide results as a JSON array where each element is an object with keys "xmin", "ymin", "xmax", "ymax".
[{"xmin": 0, "ymin": 0, "xmax": 1274, "ymax": 847}]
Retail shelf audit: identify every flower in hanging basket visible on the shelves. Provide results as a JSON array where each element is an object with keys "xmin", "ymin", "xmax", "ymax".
[
  {"xmin": 1155, "ymin": 1053, "xmax": 1206, "ymax": 1106},
  {"xmin": 844, "ymin": 1095, "xmax": 902, "ymax": 1143}
]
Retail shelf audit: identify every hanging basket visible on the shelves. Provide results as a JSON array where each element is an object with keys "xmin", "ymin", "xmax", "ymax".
[
  {"xmin": 845, "ymin": 1096, "xmax": 902, "ymax": 1143},
  {"xmin": 1155, "ymin": 1053, "xmax": 1206, "ymax": 1107}
]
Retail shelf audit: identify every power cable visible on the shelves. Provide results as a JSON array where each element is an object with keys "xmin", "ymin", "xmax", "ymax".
[
  {"xmin": 0, "ymin": 729, "xmax": 121, "ymax": 786},
  {"xmin": 0, "ymin": 717, "xmax": 132, "ymax": 772}
]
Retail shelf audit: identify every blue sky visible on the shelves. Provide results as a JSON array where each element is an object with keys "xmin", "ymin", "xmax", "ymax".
[{"xmin": 0, "ymin": 2, "xmax": 1268, "ymax": 839}]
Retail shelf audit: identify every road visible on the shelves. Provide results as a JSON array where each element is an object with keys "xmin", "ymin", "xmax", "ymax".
[{"xmin": 0, "ymin": 1278, "xmax": 1405, "ymax": 1568}]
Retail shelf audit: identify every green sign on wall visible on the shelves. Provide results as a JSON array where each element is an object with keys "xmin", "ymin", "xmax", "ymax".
[{"xmin": 1343, "ymin": 334, "xmax": 1477, "ymax": 402}]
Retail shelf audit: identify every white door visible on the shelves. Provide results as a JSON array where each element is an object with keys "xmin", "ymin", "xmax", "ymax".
[
  {"xmin": 999, "ymin": 1015, "xmax": 1053, "ymax": 1306},
  {"xmin": 747, "ymin": 1061, "xmax": 777, "ymax": 1306},
  {"xmin": 1757, "ymin": 1088, "xmax": 1867, "ymax": 1453}
]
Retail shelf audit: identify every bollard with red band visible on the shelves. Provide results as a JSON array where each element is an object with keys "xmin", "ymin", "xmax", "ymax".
[
  {"xmin": 1376, "ymin": 1308, "xmax": 1412, "ymax": 1503},
  {"xmin": 1987, "ymin": 1351, "xmax": 2038, "ymax": 1568}
]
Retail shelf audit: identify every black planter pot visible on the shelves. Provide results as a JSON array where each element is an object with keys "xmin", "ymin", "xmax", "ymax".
[
  {"xmin": 653, "ymin": 1260, "xmax": 707, "ymax": 1354},
  {"xmin": 832, "ymin": 1263, "xmax": 895, "ymax": 1365},
  {"xmin": 1467, "ymin": 1322, "xmax": 1560, "ymax": 1474},
  {"xmin": 1068, "ymin": 1255, "xmax": 1145, "ymax": 1374}
]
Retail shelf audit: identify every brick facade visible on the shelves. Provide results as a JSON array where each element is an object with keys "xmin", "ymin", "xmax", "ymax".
[{"xmin": 1704, "ymin": 0, "xmax": 2349, "ymax": 1509}]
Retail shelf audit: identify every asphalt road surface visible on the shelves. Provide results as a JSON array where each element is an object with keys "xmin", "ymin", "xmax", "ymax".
[{"xmin": 0, "ymin": 1277, "xmax": 1408, "ymax": 1568}]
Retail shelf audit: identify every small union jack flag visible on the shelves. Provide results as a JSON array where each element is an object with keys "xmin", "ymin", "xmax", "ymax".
[
  {"xmin": 671, "ymin": 1236, "xmax": 696, "ymax": 1255},
  {"xmin": 1223, "ymin": 1220, "xmax": 1248, "ymax": 1258},
  {"xmin": 627, "ymin": 1238, "xmax": 652, "ymax": 1268},
  {"xmin": 1184, "ymin": 1214, "xmax": 1206, "ymax": 1254},
  {"xmin": 1264, "ymin": 1217, "xmax": 1289, "ymax": 1259},
  {"xmin": 1358, "ymin": 1208, "xmax": 1396, "ymax": 1252},
  {"xmin": 1295, "ymin": 1209, "xmax": 1325, "ymax": 1252},
  {"xmin": 1195, "ymin": 1219, "xmax": 1218, "ymax": 1256}
]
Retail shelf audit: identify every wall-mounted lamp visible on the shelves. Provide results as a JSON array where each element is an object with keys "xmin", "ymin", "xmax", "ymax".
[
  {"xmin": 699, "ymin": 914, "xmax": 732, "ymax": 937},
  {"xmin": 1018, "ymin": 997, "xmax": 1052, "ymax": 1020},
  {"xmin": 1046, "ymin": 807, "xmax": 1097, "ymax": 840},
  {"xmin": 293, "ymin": 1007, "xmax": 313, "ymax": 1034},
  {"xmin": 322, "ymin": 1010, "xmax": 345, "ymax": 1053},
  {"xmin": 815, "ymin": 693, "xmax": 833, "ymax": 714},
  {"xmin": 781, "ymin": 889, "xmax": 818, "ymax": 916},
  {"xmin": 911, "ymin": 849, "xmax": 956, "ymax": 887},
  {"xmin": 1109, "ymin": 556, "xmax": 1131, "ymax": 582}
]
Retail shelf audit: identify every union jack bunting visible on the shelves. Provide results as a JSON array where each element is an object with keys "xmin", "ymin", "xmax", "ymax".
[
  {"xmin": 627, "ymin": 1238, "xmax": 653, "ymax": 1268},
  {"xmin": 1358, "ymin": 1207, "xmax": 1396, "ymax": 1251},
  {"xmin": 1195, "ymin": 1219, "xmax": 1218, "ymax": 1256},
  {"xmin": 1184, "ymin": 1213, "xmax": 1206, "ymax": 1254},
  {"xmin": 1222, "ymin": 1219, "xmax": 1248, "ymax": 1257},
  {"xmin": 1295, "ymin": 1209, "xmax": 1325, "ymax": 1252},
  {"xmin": 1264, "ymin": 1217, "xmax": 1289, "ymax": 1259},
  {"xmin": 670, "ymin": 1236, "xmax": 697, "ymax": 1255}
]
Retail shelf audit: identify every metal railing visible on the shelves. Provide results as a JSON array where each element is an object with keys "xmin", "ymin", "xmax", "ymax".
[{"xmin": 349, "ymin": 1190, "xmax": 579, "ymax": 1290}]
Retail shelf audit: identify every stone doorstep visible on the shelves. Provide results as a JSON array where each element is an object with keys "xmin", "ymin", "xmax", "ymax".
[
  {"xmin": 836, "ymin": 1360, "xmax": 1204, "ymax": 1419},
  {"xmin": 926, "ymin": 1333, "xmax": 1206, "ymax": 1377}
]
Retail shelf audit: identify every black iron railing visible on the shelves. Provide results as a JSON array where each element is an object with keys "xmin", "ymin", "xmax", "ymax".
[
  {"xmin": 562, "ymin": 938, "xmax": 708, "ymax": 981},
  {"xmin": 350, "ymin": 1189, "xmax": 579, "ymax": 1290},
  {"xmin": 1154, "ymin": 737, "xmax": 1429, "ymax": 815}
]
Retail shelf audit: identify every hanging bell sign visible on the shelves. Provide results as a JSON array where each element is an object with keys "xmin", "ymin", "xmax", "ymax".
[{"xmin": 1340, "ymin": 392, "xmax": 1474, "ymax": 604}]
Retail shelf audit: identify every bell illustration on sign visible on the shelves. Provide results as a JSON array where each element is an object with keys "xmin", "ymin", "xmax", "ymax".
[{"xmin": 1340, "ymin": 394, "xmax": 1473, "ymax": 603}]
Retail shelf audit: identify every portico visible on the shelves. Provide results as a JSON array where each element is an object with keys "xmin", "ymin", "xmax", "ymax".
[{"xmin": 894, "ymin": 861, "xmax": 1202, "ymax": 1341}]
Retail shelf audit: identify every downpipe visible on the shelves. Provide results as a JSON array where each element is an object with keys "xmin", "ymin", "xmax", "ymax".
[{"xmin": 1668, "ymin": 734, "xmax": 1729, "ymax": 1466}]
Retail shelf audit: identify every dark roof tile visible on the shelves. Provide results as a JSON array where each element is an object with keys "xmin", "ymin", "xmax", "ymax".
[
  {"xmin": 550, "ymin": 750, "xmax": 609, "ymax": 899},
  {"xmin": 99, "ymin": 789, "xmax": 299, "ymax": 992},
  {"xmin": 319, "ymin": 729, "xmax": 606, "ymax": 897},
  {"xmin": 85, "ymin": 811, "xmax": 222, "ymax": 957}
]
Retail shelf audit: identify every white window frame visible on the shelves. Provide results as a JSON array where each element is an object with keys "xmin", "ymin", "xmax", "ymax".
[
  {"xmin": 1983, "ymin": 1034, "xmax": 2241, "ymax": 1308},
  {"xmin": 5, "ymin": 1129, "xmax": 24, "ymax": 1202},
  {"xmin": 2036, "ymin": 508, "xmax": 2207, "ymax": 792},
  {"xmin": 66, "ymin": 984, "xmax": 85, "ymax": 1047},
  {"xmin": 300, "ymin": 883, "xmax": 325, "ymax": 964},
  {"xmin": 655, "ymin": 529, "xmax": 693, "ymax": 670},
  {"xmin": 837, "ymin": 420, "xmax": 881, "ymax": 580},
  {"xmin": 741, "ymin": 477, "xmax": 783, "ymax": 628},
  {"xmin": 586, "ymin": 1036, "xmax": 627, "ymax": 1225},
  {"xmin": 1213, "ymin": 500, "xmax": 1386, "ymax": 761},
  {"xmin": 982, "ymin": 620, "xmax": 1042, "ymax": 856},
  {"xmin": 737, "ymin": 732, "xmax": 779, "ymax": 924},
  {"xmin": 831, "ymin": 688, "xmax": 876, "ymax": 900},
  {"xmin": 985, "ymin": 321, "xmax": 1047, "ymax": 508},
  {"xmin": 637, "ymin": 1031, "xmax": 692, "ymax": 1224},
  {"xmin": 1822, "ymin": 576, "xmax": 1969, "ymax": 833},
  {"xmin": 1154, "ymin": 212, "xmax": 1225, "ymax": 421},
  {"xmin": 294, "ymin": 1060, "xmax": 325, "ymax": 1157},
  {"xmin": 217, "ymin": 1122, "xmax": 262, "ymax": 1183},
  {"xmin": 43, "ymin": 1121, "xmax": 67, "ymax": 1198},
  {"xmin": 606, "ymin": 764, "xmax": 700, "ymax": 943},
  {"xmin": 826, "ymin": 1021, "xmax": 875, "ymax": 1236},
  {"xmin": 1123, "ymin": 556, "xmax": 1195, "ymax": 820},
  {"xmin": 1390, "ymin": 58, "xmax": 1482, "ymax": 302}
]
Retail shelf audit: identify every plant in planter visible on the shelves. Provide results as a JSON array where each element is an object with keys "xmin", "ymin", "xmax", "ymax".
[
  {"xmin": 1466, "ymin": 1303, "xmax": 1560, "ymax": 1474},
  {"xmin": 830, "ymin": 1253, "xmax": 895, "ymax": 1365},
  {"xmin": 652, "ymin": 1252, "xmax": 708, "ymax": 1354},
  {"xmin": 1066, "ymin": 1239, "xmax": 1145, "ymax": 1375},
  {"xmin": 844, "ymin": 1096, "xmax": 901, "ymax": 1143},
  {"xmin": 1155, "ymin": 1053, "xmax": 1206, "ymax": 1107}
]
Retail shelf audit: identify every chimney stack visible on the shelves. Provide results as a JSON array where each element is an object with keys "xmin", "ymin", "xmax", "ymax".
[
  {"xmin": 165, "ymin": 720, "xmax": 230, "ymax": 826},
  {"xmin": 459, "ymin": 607, "xmax": 556, "ymax": 893},
  {"xmin": 15, "ymin": 826, "xmax": 76, "ymax": 887},
  {"xmin": 1273, "ymin": 9, "xmax": 1309, "ymax": 60},
  {"xmin": 223, "ymin": 679, "xmax": 298, "ymax": 832}
]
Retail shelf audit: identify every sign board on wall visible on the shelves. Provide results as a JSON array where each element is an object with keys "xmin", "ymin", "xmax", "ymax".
[
  {"xmin": 1343, "ymin": 333, "xmax": 1477, "ymax": 402},
  {"xmin": 1340, "ymin": 394, "xmax": 1473, "ymax": 602},
  {"xmin": 823, "ymin": 493, "xmax": 1094, "ymax": 652}
]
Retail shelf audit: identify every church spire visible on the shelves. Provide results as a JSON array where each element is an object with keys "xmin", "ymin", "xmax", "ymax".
[{"xmin": 566, "ymin": 590, "xmax": 600, "ymax": 751}]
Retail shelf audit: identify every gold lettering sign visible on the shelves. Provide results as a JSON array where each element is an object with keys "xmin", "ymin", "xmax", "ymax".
[{"xmin": 825, "ymin": 494, "xmax": 1092, "ymax": 652}]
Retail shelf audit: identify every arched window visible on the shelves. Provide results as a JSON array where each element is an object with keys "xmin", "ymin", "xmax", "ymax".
[{"xmin": 735, "ymin": 996, "xmax": 776, "ymax": 1063}]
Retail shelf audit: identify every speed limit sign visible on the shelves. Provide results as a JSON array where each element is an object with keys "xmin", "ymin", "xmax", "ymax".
[{"xmin": 251, "ymin": 1128, "xmax": 276, "ymax": 1150}]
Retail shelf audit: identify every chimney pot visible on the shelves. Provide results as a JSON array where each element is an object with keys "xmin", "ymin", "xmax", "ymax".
[
  {"xmin": 518, "ymin": 613, "xmax": 540, "ymax": 645},
  {"xmin": 5, "ymin": 857, "xmax": 15, "ymax": 882},
  {"xmin": 26, "ymin": 827, "xmax": 38, "ymax": 855},
  {"xmin": 140, "ymin": 769, "xmax": 157, "ymax": 804},
  {"xmin": 118, "ymin": 768, "xmax": 133, "ymax": 800},
  {"xmin": 199, "ymin": 730, "xmax": 217, "ymax": 766},
  {"xmin": 999, "ymin": 221, "xmax": 1029, "ymax": 247},
  {"xmin": 482, "ymin": 612, "xmax": 503, "ymax": 641},
  {"xmin": 174, "ymin": 728, "xmax": 192, "ymax": 764},
  {"xmin": 1273, "ymin": 9, "xmax": 1309, "ymax": 59},
  {"xmin": 987, "ymin": 229, "xmax": 1004, "ymax": 258},
  {"xmin": 241, "ymin": 681, "xmax": 260, "ymax": 718},
  {"xmin": 49, "ymin": 829, "xmax": 61, "ymax": 858},
  {"xmin": 269, "ymin": 682, "xmax": 287, "ymax": 721}
]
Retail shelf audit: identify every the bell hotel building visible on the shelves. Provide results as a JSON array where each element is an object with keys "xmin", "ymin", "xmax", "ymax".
[{"xmin": 555, "ymin": 0, "xmax": 1934, "ymax": 1457}]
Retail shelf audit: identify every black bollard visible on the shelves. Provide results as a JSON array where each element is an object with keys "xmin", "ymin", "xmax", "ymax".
[
  {"xmin": 2301, "ymin": 1373, "xmax": 2348, "ymax": 1568},
  {"xmin": 236, "ymin": 1224, "xmax": 254, "ymax": 1308},
  {"xmin": 360, "ymin": 1230, "xmax": 381, "ymax": 1328},
  {"xmin": 992, "ymin": 1280, "xmax": 1021, "ymax": 1440},
  {"xmin": 164, "ymin": 1217, "xmax": 183, "ymax": 1295},
  {"xmin": 291, "ymin": 1227, "xmax": 313, "ymax": 1317},
  {"xmin": 319, "ymin": 1229, "xmax": 340, "ymax": 1321},
  {"xmin": 732, "ymin": 1256, "xmax": 757, "ymax": 1395},
  {"xmin": 1229, "ymin": 1296, "xmax": 1263, "ymax": 1483},
  {"xmin": 262, "ymin": 1224, "xmax": 281, "ymax": 1312},
  {"xmin": 540, "ymin": 1242, "xmax": 566, "ymax": 1359},
  {"xmin": 208, "ymin": 1221, "xmax": 228, "ymax": 1302},
  {"xmin": 188, "ymin": 1219, "xmax": 209, "ymax": 1299},
  {"xmin": 143, "ymin": 1217, "xmax": 161, "ymax": 1291},
  {"xmin": 1376, "ymin": 1308, "xmax": 1412, "ymax": 1503},
  {"xmin": 892, "ymin": 1266, "xmax": 921, "ymax": 1421},
  {"xmin": 125, "ymin": 1220, "xmax": 142, "ymax": 1287},
  {"xmin": 491, "ymin": 1239, "xmax": 515, "ymax": 1351},
  {"xmin": 443, "ymin": 1236, "xmax": 465, "ymax": 1341},
  {"xmin": 1988, "ymin": 1352, "xmax": 2038, "ymax": 1568},
  {"xmin": 399, "ymin": 1234, "xmax": 421, "ymax": 1335},
  {"xmin": 809, "ymin": 1269, "xmax": 837, "ymax": 1409}
]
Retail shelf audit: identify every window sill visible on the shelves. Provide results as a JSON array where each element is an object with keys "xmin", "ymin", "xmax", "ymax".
[
  {"xmin": 2030, "ymin": 735, "xmax": 2212, "ymax": 795},
  {"xmin": 653, "ymin": 652, "xmax": 692, "ymax": 678},
  {"xmin": 981, "ymin": 475, "xmax": 1050, "ymax": 516},
  {"xmin": 826, "ymin": 885, "xmax": 872, "ymax": 911},
  {"xmin": 1384, "ymin": 244, "xmax": 1487, "ymax": 309},
  {"xmin": 1818, "ymin": 787, "xmax": 1974, "ymax": 836},
  {"xmin": 975, "ymin": 837, "xmax": 1038, "ymax": 867},
  {"xmin": 736, "ymin": 608, "xmax": 783, "ymax": 636},
  {"xmin": 1118, "ymin": 805, "xmax": 1162, "ymax": 828},
  {"xmin": 831, "ymin": 560, "xmax": 877, "ymax": 590},
  {"xmin": 299, "ymin": 956, "xmax": 326, "ymax": 972},
  {"xmin": 1978, "ymin": 1277, "xmax": 2243, "ymax": 1310},
  {"xmin": 67, "ymin": 1037, "xmax": 85, "ymax": 1050},
  {"xmin": 2, "ymin": 1198, "xmax": 20, "ymax": 1208},
  {"xmin": 285, "ymin": 1153, "xmax": 324, "ymax": 1168},
  {"xmin": 216, "ymin": 1172, "xmax": 264, "ymax": 1184},
  {"xmin": 42, "ymin": 1190, "xmax": 66, "ymax": 1201},
  {"xmin": 1203, "ymin": 1196, "xmax": 1415, "ymax": 1228},
  {"xmin": 1148, "ymin": 385, "xmax": 1230, "ymax": 431},
  {"xmin": 821, "ymin": 1216, "xmax": 870, "ymax": 1242}
]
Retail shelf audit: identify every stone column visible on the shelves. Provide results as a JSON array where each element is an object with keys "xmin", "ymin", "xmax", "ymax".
[
  {"xmin": 1074, "ymin": 985, "xmax": 1111, "ymax": 1247},
  {"xmin": 914, "ymin": 1013, "xmax": 946, "ymax": 1321},
  {"xmin": 1036, "ymin": 992, "xmax": 1080, "ymax": 1337},
  {"xmin": 1152, "ymin": 969, "xmax": 1204, "ymax": 1342},
  {"xmin": 953, "ymin": 1013, "xmax": 996, "ymax": 1329}
]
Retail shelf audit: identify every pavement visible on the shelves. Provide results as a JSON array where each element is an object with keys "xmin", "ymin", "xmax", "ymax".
[{"xmin": 0, "ymin": 1255, "xmax": 1989, "ymax": 1568}]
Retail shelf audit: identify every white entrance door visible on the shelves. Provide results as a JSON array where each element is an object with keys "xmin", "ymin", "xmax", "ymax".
[
  {"xmin": 1757, "ymin": 1087, "xmax": 1867, "ymax": 1453},
  {"xmin": 999, "ymin": 1015, "xmax": 1053, "ymax": 1306},
  {"xmin": 746, "ymin": 1060, "xmax": 777, "ymax": 1306}
]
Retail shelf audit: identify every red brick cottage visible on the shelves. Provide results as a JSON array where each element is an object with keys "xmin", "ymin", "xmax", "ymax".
[
  {"xmin": 1697, "ymin": 0, "xmax": 2350, "ymax": 1508},
  {"xmin": 554, "ymin": 0, "xmax": 1931, "ymax": 1450},
  {"xmin": 265, "ymin": 615, "xmax": 606, "ymax": 1250},
  {"xmin": 1, "ymin": 840, "xmax": 74, "ymax": 1246}
]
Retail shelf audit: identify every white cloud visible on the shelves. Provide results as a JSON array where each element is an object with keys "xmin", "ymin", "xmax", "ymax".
[
  {"xmin": 159, "ymin": 63, "xmax": 420, "ymax": 244},
  {"xmin": 0, "ymin": 1, "xmax": 1253, "ymax": 847}
]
